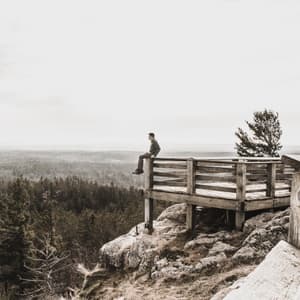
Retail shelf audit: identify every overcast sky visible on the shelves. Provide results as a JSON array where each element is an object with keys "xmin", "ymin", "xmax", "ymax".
[{"xmin": 0, "ymin": 1, "xmax": 300, "ymax": 151}]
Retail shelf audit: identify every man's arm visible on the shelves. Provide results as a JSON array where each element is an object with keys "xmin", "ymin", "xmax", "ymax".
[{"xmin": 150, "ymin": 141, "xmax": 160, "ymax": 157}]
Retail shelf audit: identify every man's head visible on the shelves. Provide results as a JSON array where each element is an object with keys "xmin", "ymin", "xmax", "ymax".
[{"xmin": 148, "ymin": 132, "xmax": 155, "ymax": 141}]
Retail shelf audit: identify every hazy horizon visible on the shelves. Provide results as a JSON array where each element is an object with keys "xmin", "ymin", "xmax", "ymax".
[{"xmin": 1, "ymin": 143, "xmax": 300, "ymax": 154}]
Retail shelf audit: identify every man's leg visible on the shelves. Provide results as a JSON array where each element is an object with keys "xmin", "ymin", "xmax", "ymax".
[
  {"xmin": 133, "ymin": 153, "xmax": 151, "ymax": 174},
  {"xmin": 137, "ymin": 153, "xmax": 151, "ymax": 171}
]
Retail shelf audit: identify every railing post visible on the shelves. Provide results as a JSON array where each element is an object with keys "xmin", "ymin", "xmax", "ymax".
[
  {"xmin": 144, "ymin": 158, "xmax": 154, "ymax": 234},
  {"xmin": 186, "ymin": 158, "xmax": 196, "ymax": 232},
  {"xmin": 187, "ymin": 158, "xmax": 196, "ymax": 194},
  {"xmin": 288, "ymin": 172, "xmax": 300, "ymax": 248},
  {"xmin": 267, "ymin": 163, "xmax": 276, "ymax": 197},
  {"xmin": 267, "ymin": 163, "xmax": 276, "ymax": 205},
  {"xmin": 235, "ymin": 162, "xmax": 246, "ymax": 230}
]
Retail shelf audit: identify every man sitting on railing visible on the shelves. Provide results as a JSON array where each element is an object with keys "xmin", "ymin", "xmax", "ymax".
[{"xmin": 132, "ymin": 132, "xmax": 160, "ymax": 175}]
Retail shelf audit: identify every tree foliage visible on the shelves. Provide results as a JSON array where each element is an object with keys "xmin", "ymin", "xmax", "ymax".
[
  {"xmin": 0, "ymin": 176, "xmax": 167, "ymax": 298},
  {"xmin": 20, "ymin": 235, "xmax": 70, "ymax": 299},
  {"xmin": 0, "ymin": 178, "xmax": 32, "ymax": 297},
  {"xmin": 235, "ymin": 109, "xmax": 282, "ymax": 157}
]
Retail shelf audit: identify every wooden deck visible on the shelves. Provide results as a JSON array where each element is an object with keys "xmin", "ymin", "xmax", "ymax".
[{"xmin": 143, "ymin": 157, "xmax": 294, "ymax": 231}]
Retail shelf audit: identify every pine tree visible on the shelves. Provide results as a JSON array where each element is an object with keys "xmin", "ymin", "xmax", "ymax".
[
  {"xmin": 20, "ymin": 235, "xmax": 70, "ymax": 299},
  {"xmin": 235, "ymin": 109, "xmax": 283, "ymax": 157},
  {"xmin": 0, "ymin": 178, "xmax": 32, "ymax": 297},
  {"xmin": 20, "ymin": 189, "xmax": 70, "ymax": 298}
]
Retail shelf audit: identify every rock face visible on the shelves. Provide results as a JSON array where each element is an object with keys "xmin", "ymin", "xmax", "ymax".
[
  {"xmin": 232, "ymin": 209, "xmax": 289, "ymax": 264},
  {"xmin": 78, "ymin": 205, "xmax": 290, "ymax": 300},
  {"xmin": 220, "ymin": 240, "xmax": 300, "ymax": 300},
  {"xmin": 99, "ymin": 204, "xmax": 187, "ymax": 274}
]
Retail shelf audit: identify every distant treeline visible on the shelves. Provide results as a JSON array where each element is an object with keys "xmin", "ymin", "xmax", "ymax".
[
  {"xmin": 0, "ymin": 176, "xmax": 166, "ymax": 299},
  {"xmin": 0, "ymin": 150, "xmax": 237, "ymax": 188},
  {"xmin": 0, "ymin": 159, "xmax": 143, "ymax": 187}
]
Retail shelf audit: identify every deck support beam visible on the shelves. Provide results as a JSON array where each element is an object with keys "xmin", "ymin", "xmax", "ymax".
[{"xmin": 144, "ymin": 158, "xmax": 154, "ymax": 234}]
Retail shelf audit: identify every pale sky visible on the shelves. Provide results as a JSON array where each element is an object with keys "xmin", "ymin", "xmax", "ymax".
[{"xmin": 0, "ymin": 1, "xmax": 300, "ymax": 151}]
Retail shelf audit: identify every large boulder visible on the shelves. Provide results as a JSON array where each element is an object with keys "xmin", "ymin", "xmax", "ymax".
[
  {"xmin": 224, "ymin": 241, "xmax": 300, "ymax": 300},
  {"xmin": 99, "ymin": 203, "xmax": 187, "ymax": 273},
  {"xmin": 233, "ymin": 209, "xmax": 289, "ymax": 264}
]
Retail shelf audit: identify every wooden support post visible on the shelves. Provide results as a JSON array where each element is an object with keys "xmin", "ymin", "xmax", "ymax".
[
  {"xmin": 267, "ymin": 163, "xmax": 276, "ymax": 198},
  {"xmin": 186, "ymin": 158, "xmax": 196, "ymax": 232},
  {"xmin": 288, "ymin": 172, "xmax": 300, "ymax": 248},
  {"xmin": 144, "ymin": 158, "xmax": 154, "ymax": 234},
  {"xmin": 235, "ymin": 162, "xmax": 246, "ymax": 230},
  {"xmin": 235, "ymin": 211, "xmax": 245, "ymax": 231},
  {"xmin": 186, "ymin": 204, "xmax": 196, "ymax": 231},
  {"xmin": 145, "ymin": 198, "xmax": 154, "ymax": 233},
  {"xmin": 225, "ymin": 210, "xmax": 234, "ymax": 227}
]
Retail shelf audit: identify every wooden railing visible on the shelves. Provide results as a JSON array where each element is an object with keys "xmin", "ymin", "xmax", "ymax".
[
  {"xmin": 150, "ymin": 157, "xmax": 293, "ymax": 200},
  {"xmin": 144, "ymin": 156, "xmax": 294, "ymax": 232}
]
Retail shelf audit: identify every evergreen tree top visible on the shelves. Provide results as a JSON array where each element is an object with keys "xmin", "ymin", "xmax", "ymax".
[{"xmin": 235, "ymin": 109, "xmax": 282, "ymax": 157}]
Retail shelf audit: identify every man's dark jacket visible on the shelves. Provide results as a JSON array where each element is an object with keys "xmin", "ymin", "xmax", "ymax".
[{"xmin": 150, "ymin": 139, "xmax": 160, "ymax": 157}]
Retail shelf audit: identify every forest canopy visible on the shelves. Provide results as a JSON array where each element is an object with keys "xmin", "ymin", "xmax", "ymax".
[{"xmin": 0, "ymin": 176, "xmax": 166, "ymax": 299}]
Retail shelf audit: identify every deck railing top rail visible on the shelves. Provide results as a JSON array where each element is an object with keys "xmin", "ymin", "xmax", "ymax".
[{"xmin": 154, "ymin": 157, "xmax": 282, "ymax": 164}]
